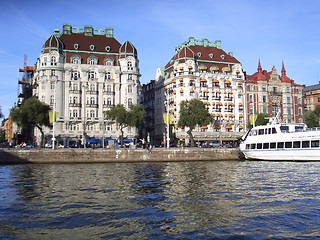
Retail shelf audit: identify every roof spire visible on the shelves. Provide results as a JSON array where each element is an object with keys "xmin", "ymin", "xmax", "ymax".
[
  {"xmin": 281, "ymin": 60, "xmax": 286, "ymax": 77},
  {"xmin": 257, "ymin": 58, "xmax": 262, "ymax": 72}
]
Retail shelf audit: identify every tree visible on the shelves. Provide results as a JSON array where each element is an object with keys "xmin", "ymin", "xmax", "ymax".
[
  {"xmin": 177, "ymin": 99, "xmax": 213, "ymax": 147},
  {"xmin": 0, "ymin": 106, "xmax": 3, "ymax": 119},
  {"xmin": 104, "ymin": 104, "xmax": 144, "ymax": 146},
  {"xmin": 255, "ymin": 113, "xmax": 269, "ymax": 127},
  {"xmin": 11, "ymin": 97, "xmax": 51, "ymax": 147},
  {"xmin": 303, "ymin": 105, "xmax": 320, "ymax": 128}
]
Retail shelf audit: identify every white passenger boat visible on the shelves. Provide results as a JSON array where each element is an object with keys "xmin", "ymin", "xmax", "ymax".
[{"xmin": 239, "ymin": 113, "xmax": 320, "ymax": 161}]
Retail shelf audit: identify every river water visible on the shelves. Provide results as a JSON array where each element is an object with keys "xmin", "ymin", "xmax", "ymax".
[{"xmin": 0, "ymin": 161, "xmax": 319, "ymax": 240}]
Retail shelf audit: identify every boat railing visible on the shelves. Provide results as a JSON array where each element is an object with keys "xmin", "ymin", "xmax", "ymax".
[{"xmin": 307, "ymin": 127, "xmax": 320, "ymax": 132}]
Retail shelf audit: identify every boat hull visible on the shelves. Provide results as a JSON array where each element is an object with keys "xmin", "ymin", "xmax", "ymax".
[{"xmin": 241, "ymin": 148, "xmax": 320, "ymax": 161}]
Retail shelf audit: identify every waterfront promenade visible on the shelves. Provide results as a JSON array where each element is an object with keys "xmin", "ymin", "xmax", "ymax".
[{"xmin": 0, "ymin": 148, "xmax": 240, "ymax": 164}]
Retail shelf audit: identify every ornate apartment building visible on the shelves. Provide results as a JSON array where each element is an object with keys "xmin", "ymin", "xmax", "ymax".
[
  {"xmin": 155, "ymin": 37, "xmax": 245, "ymax": 145},
  {"xmin": 245, "ymin": 60, "xmax": 304, "ymax": 124},
  {"xmin": 32, "ymin": 24, "xmax": 141, "ymax": 147},
  {"xmin": 304, "ymin": 83, "xmax": 320, "ymax": 112}
]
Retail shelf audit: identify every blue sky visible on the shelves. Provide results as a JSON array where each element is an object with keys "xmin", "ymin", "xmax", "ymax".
[{"xmin": 1, "ymin": 0, "xmax": 320, "ymax": 118}]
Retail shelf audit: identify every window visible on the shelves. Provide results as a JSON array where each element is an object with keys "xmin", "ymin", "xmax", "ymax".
[
  {"xmin": 263, "ymin": 143, "xmax": 269, "ymax": 149},
  {"xmin": 270, "ymin": 142, "xmax": 276, "ymax": 149},
  {"xmin": 50, "ymin": 95, "xmax": 54, "ymax": 105},
  {"xmin": 250, "ymin": 144, "xmax": 256, "ymax": 149},
  {"xmin": 73, "ymin": 109, "xmax": 78, "ymax": 117},
  {"xmin": 88, "ymin": 71, "xmax": 95, "ymax": 79},
  {"xmin": 287, "ymin": 96, "xmax": 291, "ymax": 104},
  {"xmin": 105, "ymin": 72, "xmax": 111, "ymax": 80},
  {"xmin": 90, "ymin": 97, "xmax": 95, "ymax": 104},
  {"xmin": 285, "ymin": 142, "xmax": 292, "ymax": 148},
  {"xmin": 293, "ymin": 141, "xmax": 300, "ymax": 148},
  {"xmin": 287, "ymin": 107, "xmax": 292, "ymax": 115},
  {"xmin": 90, "ymin": 110, "xmax": 95, "ymax": 118},
  {"xmin": 128, "ymin": 74, "xmax": 132, "ymax": 80},
  {"xmin": 107, "ymin": 98, "xmax": 112, "ymax": 105},
  {"xmin": 257, "ymin": 143, "xmax": 262, "ymax": 149},
  {"xmin": 128, "ymin": 85, "xmax": 132, "ymax": 94},
  {"xmin": 128, "ymin": 98, "xmax": 133, "ymax": 106},
  {"xmin": 298, "ymin": 98, "xmax": 302, "ymax": 104},
  {"xmin": 127, "ymin": 61, "xmax": 133, "ymax": 70},
  {"xmin": 311, "ymin": 140, "xmax": 319, "ymax": 148},
  {"xmin": 51, "ymin": 82, "xmax": 55, "ymax": 90},
  {"xmin": 51, "ymin": 70, "xmax": 55, "ymax": 76},
  {"xmin": 90, "ymin": 84, "xmax": 95, "ymax": 91},
  {"xmin": 51, "ymin": 56, "xmax": 57, "ymax": 66},
  {"xmin": 107, "ymin": 85, "xmax": 111, "ymax": 92},
  {"xmin": 286, "ymin": 87, "xmax": 290, "ymax": 93},
  {"xmin": 72, "ymin": 71, "xmax": 80, "ymax": 80},
  {"xmin": 262, "ymin": 95, "xmax": 267, "ymax": 102},
  {"xmin": 302, "ymin": 141, "xmax": 310, "ymax": 148},
  {"xmin": 277, "ymin": 142, "xmax": 284, "ymax": 148}
]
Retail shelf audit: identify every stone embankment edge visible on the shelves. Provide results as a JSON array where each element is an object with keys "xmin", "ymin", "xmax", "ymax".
[{"xmin": 0, "ymin": 148, "xmax": 241, "ymax": 164}]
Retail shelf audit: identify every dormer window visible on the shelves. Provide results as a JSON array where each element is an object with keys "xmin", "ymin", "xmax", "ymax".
[
  {"xmin": 197, "ymin": 52, "xmax": 202, "ymax": 57},
  {"xmin": 209, "ymin": 53, "xmax": 214, "ymax": 58},
  {"xmin": 220, "ymin": 54, "xmax": 225, "ymax": 60},
  {"xmin": 105, "ymin": 46, "xmax": 111, "ymax": 52},
  {"xmin": 87, "ymin": 56, "xmax": 98, "ymax": 65},
  {"xmin": 74, "ymin": 43, "xmax": 79, "ymax": 50},
  {"xmin": 90, "ymin": 45, "xmax": 95, "ymax": 51},
  {"xmin": 51, "ymin": 56, "xmax": 57, "ymax": 66}
]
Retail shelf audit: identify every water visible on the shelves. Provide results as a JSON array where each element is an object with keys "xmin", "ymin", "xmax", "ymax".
[{"xmin": 0, "ymin": 161, "xmax": 319, "ymax": 240}]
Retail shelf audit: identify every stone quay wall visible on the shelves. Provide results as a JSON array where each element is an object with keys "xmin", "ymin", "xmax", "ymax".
[{"xmin": 0, "ymin": 148, "xmax": 241, "ymax": 164}]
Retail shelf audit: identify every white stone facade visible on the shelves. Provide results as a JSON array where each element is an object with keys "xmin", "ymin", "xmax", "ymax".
[{"xmin": 32, "ymin": 25, "xmax": 140, "ymax": 147}]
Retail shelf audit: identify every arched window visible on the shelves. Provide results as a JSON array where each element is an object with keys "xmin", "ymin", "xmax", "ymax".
[
  {"xmin": 51, "ymin": 56, "xmax": 57, "ymax": 66},
  {"xmin": 88, "ymin": 56, "xmax": 98, "ymax": 65}
]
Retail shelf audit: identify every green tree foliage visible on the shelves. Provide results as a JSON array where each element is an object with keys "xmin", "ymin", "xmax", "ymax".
[
  {"xmin": 11, "ymin": 97, "xmax": 51, "ymax": 147},
  {"xmin": 177, "ymin": 99, "xmax": 212, "ymax": 147},
  {"xmin": 104, "ymin": 104, "xmax": 144, "ymax": 146},
  {"xmin": 303, "ymin": 105, "xmax": 320, "ymax": 128},
  {"xmin": 255, "ymin": 113, "xmax": 269, "ymax": 126},
  {"xmin": 0, "ymin": 106, "xmax": 4, "ymax": 119}
]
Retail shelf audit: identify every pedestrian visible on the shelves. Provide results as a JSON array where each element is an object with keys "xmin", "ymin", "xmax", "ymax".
[{"xmin": 148, "ymin": 144, "xmax": 153, "ymax": 153}]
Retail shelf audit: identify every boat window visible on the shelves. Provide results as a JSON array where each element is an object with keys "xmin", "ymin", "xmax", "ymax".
[
  {"xmin": 293, "ymin": 141, "xmax": 300, "ymax": 148},
  {"xmin": 270, "ymin": 142, "xmax": 276, "ymax": 149},
  {"xmin": 311, "ymin": 140, "xmax": 319, "ymax": 148},
  {"xmin": 302, "ymin": 141, "xmax": 310, "ymax": 148},
  {"xmin": 272, "ymin": 128, "xmax": 277, "ymax": 134},
  {"xmin": 257, "ymin": 143, "xmax": 262, "ymax": 149},
  {"xmin": 258, "ymin": 129, "xmax": 264, "ymax": 135},
  {"xmin": 285, "ymin": 142, "xmax": 292, "ymax": 148},
  {"xmin": 250, "ymin": 143, "xmax": 256, "ymax": 149},
  {"xmin": 280, "ymin": 126, "xmax": 289, "ymax": 133},
  {"xmin": 295, "ymin": 126, "xmax": 304, "ymax": 132},
  {"xmin": 246, "ymin": 144, "xmax": 250, "ymax": 149},
  {"xmin": 263, "ymin": 143, "xmax": 269, "ymax": 149},
  {"xmin": 268, "ymin": 128, "xmax": 271, "ymax": 134},
  {"xmin": 277, "ymin": 142, "xmax": 284, "ymax": 148}
]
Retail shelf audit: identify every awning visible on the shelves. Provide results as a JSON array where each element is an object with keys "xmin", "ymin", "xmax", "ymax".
[
  {"xmin": 86, "ymin": 137, "xmax": 100, "ymax": 144},
  {"xmin": 104, "ymin": 137, "xmax": 117, "ymax": 143},
  {"xmin": 226, "ymin": 125, "xmax": 232, "ymax": 129},
  {"xmin": 121, "ymin": 138, "xmax": 134, "ymax": 143}
]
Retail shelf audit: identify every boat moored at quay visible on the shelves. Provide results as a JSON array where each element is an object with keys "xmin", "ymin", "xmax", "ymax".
[{"xmin": 239, "ymin": 113, "xmax": 320, "ymax": 161}]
